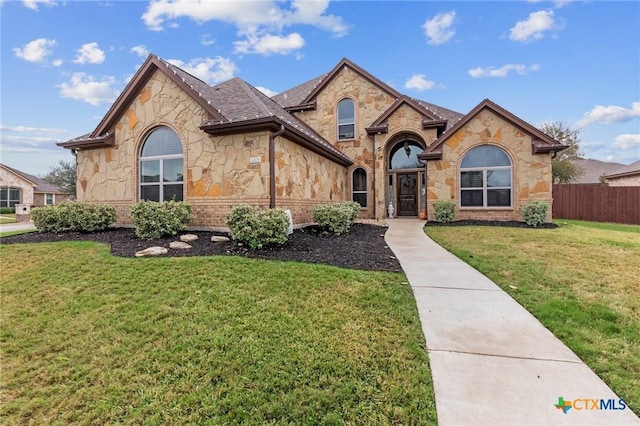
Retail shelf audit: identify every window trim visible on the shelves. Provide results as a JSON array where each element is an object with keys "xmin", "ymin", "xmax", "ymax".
[
  {"xmin": 0, "ymin": 186, "xmax": 21, "ymax": 208},
  {"xmin": 337, "ymin": 98, "xmax": 355, "ymax": 141},
  {"xmin": 459, "ymin": 146, "xmax": 513, "ymax": 209},
  {"xmin": 45, "ymin": 193, "xmax": 55, "ymax": 205},
  {"xmin": 351, "ymin": 167, "xmax": 368, "ymax": 208},
  {"xmin": 138, "ymin": 127, "xmax": 184, "ymax": 202}
]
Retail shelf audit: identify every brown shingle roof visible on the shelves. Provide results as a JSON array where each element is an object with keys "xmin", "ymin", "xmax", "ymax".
[{"xmin": 604, "ymin": 160, "xmax": 640, "ymax": 179}]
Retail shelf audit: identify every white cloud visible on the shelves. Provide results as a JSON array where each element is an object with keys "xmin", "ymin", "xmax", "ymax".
[
  {"xmin": 141, "ymin": 0, "xmax": 348, "ymax": 35},
  {"xmin": 576, "ymin": 102, "xmax": 640, "ymax": 128},
  {"xmin": 256, "ymin": 86, "xmax": 278, "ymax": 97},
  {"xmin": 0, "ymin": 124, "xmax": 69, "ymax": 134},
  {"xmin": 130, "ymin": 45, "xmax": 150, "ymax": 57},
  {"xmin": 201, "ymin": 34, "xmax": 215, "ymax": 46},
  {"xmin": 141, "ymin": 0, "xmax": 346, "ymax": 57},
  {"xmin": 22, "ymin": 0, "xmax": 57, "ymax": 11},
  {"xmin": 468, "ymin": 63, "xmax": 540, "ymax": 78},
  {"xmin": 612, "ymin": 134, "xmax": 640, "ymax": 150},
  {"xmin": 57, "ymin": 73, "xmax": 119, "ymax": 106},
  {"xmin": 234, "ymin": 31, "xmax": 305, "ymax": 55},
  {"xmin": 13, "ymin": 38, "xmax": 56, "ymax": 63},
  {"xmin": 509, "ymin": 10, "xmax": 560, "ymax": 42},
  {"xmin": 166, "ymin": 57, "xmax": 237, "ymax": 84},
  {"xmin": 404, "ymin": 74, "xmax": 437, "ymax": 91},
  {"xmin": 422, "ymin": 11, "xmax": 456, "ymax": 45},
  {"xmin": 73, "ymin": 42, "xmax": 106, "ymax": 64}
]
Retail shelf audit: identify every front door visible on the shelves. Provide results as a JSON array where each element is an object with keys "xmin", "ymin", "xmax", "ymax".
[{"xmin": 397, "ymin": 173, "xmax": 417, "ymax": 216}]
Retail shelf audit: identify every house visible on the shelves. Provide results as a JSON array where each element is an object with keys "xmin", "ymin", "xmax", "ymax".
[
  {"xmin": 0, "ymin": 163, "xmax": 72, "ymax": 211},
  {"xmin": 603, "ymin": 160, "xmax": 640, "ymax": 186},
  {"xmin": 58, "ymin": 55, "xmax": 566, "ymax": 227}
]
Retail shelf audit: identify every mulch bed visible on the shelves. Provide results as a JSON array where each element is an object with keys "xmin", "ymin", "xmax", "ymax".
[{"xmin": 0, "ymin": 223, "xmax": 404, "ymax": 272}]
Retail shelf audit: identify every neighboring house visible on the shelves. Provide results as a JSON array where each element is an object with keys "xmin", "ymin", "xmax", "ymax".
[
  {"xmin": 58, "ymin": 55, "xmax": 566, "ymax": 226},
  {"xmin": 603, "ymin": 160, "xmax": 640, "ymax": 187},
  {"xmin": 569, "ymin": 158, "xmax": 625, "ymax": 184},
  {"xmin": 0, "ymin": 163, "xmax": 72, "ymax": 210}
]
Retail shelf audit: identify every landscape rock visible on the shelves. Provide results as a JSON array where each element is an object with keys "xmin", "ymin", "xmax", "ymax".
[
  {"xmin": 170, "ymin": 241, "xmax": 192, "ymax": 249},
  {"xmin": 180, "ymin": 234, "xmax": 199, "ymax": 242},
  {"xmin": 135, "ymin": 246, "xmax": 168, "ymax": 257},
  {"xmin": 210, "ymin": 236, "xmax": 230, "ymax": 242}
]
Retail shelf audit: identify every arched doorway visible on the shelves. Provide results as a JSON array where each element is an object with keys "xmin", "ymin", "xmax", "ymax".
[{"xmin": 387, "ymin": 137, "xmax": 426, "ymax": 217}]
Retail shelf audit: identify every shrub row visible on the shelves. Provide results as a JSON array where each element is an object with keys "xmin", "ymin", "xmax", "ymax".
[
  {"xmin": 430, "ymin": 200, "xmax": 549, "ymax": 226},
  {"xmin": 312, "ymin": 201, "xmax": 360, "ymax": 235},
  {"xmin": 0, "ymin": 207, "xmax": 15, "ymax": 214},
  {"xmin": 31, "ymin": 202, "xmax": 117, "ymax": 233},
  {"xmin": 227, "ymin": 205, "xmax": 290, "ymax": 250}
]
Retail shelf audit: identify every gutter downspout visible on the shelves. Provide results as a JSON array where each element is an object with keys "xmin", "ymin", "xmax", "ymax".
[{"xmin": 270, "ymin": 124, "xmax": 285, "ymax": 208}]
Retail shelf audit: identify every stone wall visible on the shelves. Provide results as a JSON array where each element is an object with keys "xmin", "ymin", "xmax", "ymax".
[
  {"xmin": 426, "ymin": 109, "xmax": 554, "ymax": 222},
  {"xmin": 275, "ymin": 137, "xmax": 347, "ymax": 224}
]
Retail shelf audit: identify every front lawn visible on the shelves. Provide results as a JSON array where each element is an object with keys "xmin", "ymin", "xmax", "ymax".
[
  {"xmin": 0, "ymin": 241, "xmax": 436, "ymax": 424},
  {"xmin": 0, "ymin": 214, "xmax": 16, "ymax": 224},
  {"xmin": 425, "ymin": 220, "xmax": 640, "ymax": 413}
]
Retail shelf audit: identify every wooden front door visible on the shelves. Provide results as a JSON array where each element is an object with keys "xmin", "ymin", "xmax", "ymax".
[{"xmin": 397, "ymin": 173, "xmax": 417, "ymax": 216}]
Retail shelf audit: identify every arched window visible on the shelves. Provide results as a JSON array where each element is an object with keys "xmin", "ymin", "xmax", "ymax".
[
  {"xmin": 139, "ymin": 126, "xmax": 184, "ymax": 202},
  {"xmin": 337, "ymin": 99, "xmax": 355, "ymax": 140},
  {"xmin": 389, "ymin": 140, "xmax": 423, "ymax": 169},
  {"xmin": 352, "ymin": 167, "xmax": 367, "ymax": 208},
  {"xmin": 460, "ymin": 145, "xmax": 511, "ymax": 208}
]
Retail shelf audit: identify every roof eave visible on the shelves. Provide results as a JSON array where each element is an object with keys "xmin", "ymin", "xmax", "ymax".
[
  {"xmin": 57, "ymin": 133, "xmax": 115, "ymax": 150},
  {"xmin": 200, "ymin": 118, "xmax": 353, "ymax": 167},
  {"xmin": 418, "ymin": 150, "xmax": 443, "ymax": 161},
  {"xmin": 284, "ymin": 101, "xmax": 316, "ymax": 113},
  {"xmin": 532, "ymin": 141, "xmax": 569, "ymax": 155},
  {"xmin": 365, "ymin": 124, "xmax": 388, "ymax": 135}
]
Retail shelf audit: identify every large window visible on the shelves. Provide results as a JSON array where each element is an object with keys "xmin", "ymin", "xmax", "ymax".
[
  {"xmin": 139, "ymin": 126, "xmax": 184, "ymax": 202},
  {"xmin": 0, "ymin": 186, "xmax": 21, "ymax": 208},
  {"xmin": 460, "ymin": 145, "xmax": 512, "ymax": 208},
  {"xmin": 337, "ymin": 98, "xmax": 355, "ymax": 140},
  {"xmin": 352, "ymin": 167, "xmax": 367, "ymax": 208}
]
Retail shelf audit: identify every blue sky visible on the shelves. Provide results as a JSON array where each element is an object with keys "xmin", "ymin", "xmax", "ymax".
[{"xmin": 1, "ymin": 0, "xmax": 639, "ymax": 176}]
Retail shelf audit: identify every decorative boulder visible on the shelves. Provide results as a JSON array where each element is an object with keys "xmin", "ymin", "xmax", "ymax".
[
  {"xmin": 180, "ymin": 234, "xmax": 199, "ymax": 242},
  {"xmin": 210, "ymin": 236, "xmax": 230, "ymax": 242},
  {"xmin": 170, "ymin": 241, "xmax": 192, "ymax": 249},
  {"xmin": 135, "ymin": 246, "xmax": 168, "ymax": 257}
]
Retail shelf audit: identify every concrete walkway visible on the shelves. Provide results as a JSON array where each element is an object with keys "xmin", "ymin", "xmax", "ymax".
[
  {"xmin": 385, "ymin": 219, "xmax": 639, "ymax": 426},
  {"xmin": 0, "ymin": 221, "xmax": 36, "ymax": 233}
]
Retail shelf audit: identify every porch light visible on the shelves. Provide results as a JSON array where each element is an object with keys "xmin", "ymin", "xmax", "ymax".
[{"xmin": 404, "ymin": 141, "xmax": 411, "ymax": 157}]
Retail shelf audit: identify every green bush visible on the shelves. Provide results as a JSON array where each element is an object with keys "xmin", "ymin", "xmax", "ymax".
[
  {"xmin": 0, "ymin": 207, "xmax": 14, "ymax": 214},
  {"xmin": 226, "ymin": 205, "xmax": 289, "ymax": 250},
  {"xmin": 313, "ymin": 201, "xmax": 360, "ymax": 235},
  {"xmin": 31, "ymin": 202, "xmax": 117, "ymax": 233},
  {"xmin": 129, "ymin": 200, "xmax": 193, "ymax": 239},
  {"xmin": 520, "ymin": 201, "xmax": 549, "ymax": 227},
  {"xmin": 433, "ymin": 200, "xmax": 456, "ymax": 223}
]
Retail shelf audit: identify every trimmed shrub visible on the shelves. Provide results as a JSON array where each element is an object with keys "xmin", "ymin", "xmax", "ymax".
[
  {"xmin": 226, "ymin": 205, "xmax": 289, "ymax": 250},
  {"xmin": 313, "ymin": 201, "xmax": 360, "ymax": 235},
  {"xmin": 130, "ymin": 200, "xmax": 193, "ymax": 239},
  {"xmin": 31, "ymin": 202, "xmax": 116, "ymax": 233},
  {"xmin": 433, "ymin": 200, "xmax": 456, "ymax": 223},
  {"xmin": 0, "ymin": 207, "xmax": 14, "ymax": 214},
  {"xmin": 520, "ymin": 201, "xmax": 549, "ymax": 227}
]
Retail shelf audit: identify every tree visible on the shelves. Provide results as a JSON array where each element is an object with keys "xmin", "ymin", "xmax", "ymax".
[
  {"xmin": 42, "ymin": 159, "xmax": 76, "ymax": 195},
  {"xmin": 540, "ymin": 121, "xmax": 584, "ymax": 184}
]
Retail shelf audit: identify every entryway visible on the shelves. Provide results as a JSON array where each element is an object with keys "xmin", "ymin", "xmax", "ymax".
[
  {"xmin": 397, "ymin": 173, "xmax": 417, "ymax": 216},
  {"xmin": 387, "ymin": 136, "xmax": 427, "ymax": 217}
]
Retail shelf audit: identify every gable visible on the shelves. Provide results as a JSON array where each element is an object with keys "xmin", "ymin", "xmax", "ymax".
[{"xmin": 420, "ymin": 99, "xmax": 567, "ymax": 160}]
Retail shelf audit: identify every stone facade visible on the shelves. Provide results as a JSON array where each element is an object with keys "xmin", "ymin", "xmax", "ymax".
[
  {"xmin": 67, "ymin": 56, "xmax": 563, "ymax": 228},
  {"xmin": 0, "ymin": 166, "xmax": 34, "ymax": 206},
  {"xmin": 75, "ymin": 69, "xmax": 348, "ymax": 227},
  {"xmin": 425, "ymin": 109, "xmax": 553, "ymax": 221}
]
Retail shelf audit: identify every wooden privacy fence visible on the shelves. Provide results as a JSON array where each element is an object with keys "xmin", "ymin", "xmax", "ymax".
[{"xmin": 552, "ymin": 184, "xmax": 640, "ymax": 225}]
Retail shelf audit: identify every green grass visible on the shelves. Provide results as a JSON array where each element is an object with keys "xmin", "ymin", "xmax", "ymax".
[
  {"xmin": 0, "ymin": 229, "xmax": 36, "ymax": 238},
  {"xmin": 0, "ymin": 242, "xmax": 436, "ymax": 425},
  {"xmin": 0, "ymin": 214, "xmax": 17, "ymax": 224},
  {"xmin": 425, "ymin": 221, "xmax": 640, "ymax": 413}
]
